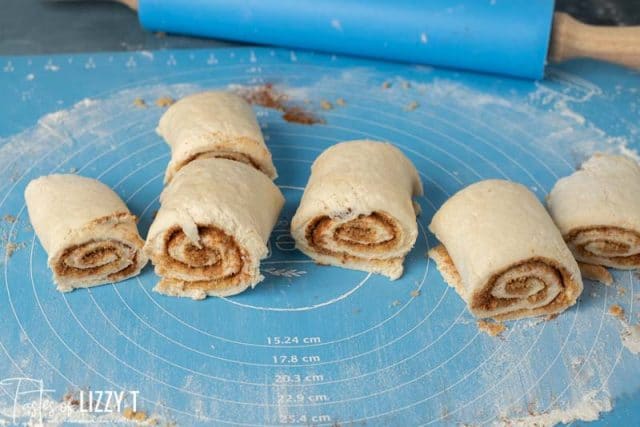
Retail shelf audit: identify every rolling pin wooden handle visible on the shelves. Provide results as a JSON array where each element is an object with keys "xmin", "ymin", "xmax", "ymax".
[
  {"xmin": 117, "ymin": 0, "xmax": 138, "ymax": 10},
  {"xmin": 550, "ymin": 12, "xmax": 640, "ymax": 69}
]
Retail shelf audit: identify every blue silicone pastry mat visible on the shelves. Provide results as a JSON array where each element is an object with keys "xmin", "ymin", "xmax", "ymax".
[{"xmin": 0, "ymin": 48, "xmax": 639, "ymax": 426}]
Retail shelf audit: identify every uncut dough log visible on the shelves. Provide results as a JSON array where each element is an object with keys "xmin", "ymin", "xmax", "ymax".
[
  {"xmin": 548, "ymin": 153, "xmax": 640, "ymax": 270},
  {"xmin": 144, "ymin": 158, "xmax": 284, "ymax": 299},
  {"xmin": 157, "ymin": 91, "xmax": 277, "ymax": 183},
  {"xmin": 24, "ymin": 174, "xmax": 147, "ymax": 292},
  {"xmin": 291, "ymin": 140, "xmax": 423, "ymax": 280},
  {"xmin": 429, "ymin": 180, "xmax": 583, "ymax": 321}
]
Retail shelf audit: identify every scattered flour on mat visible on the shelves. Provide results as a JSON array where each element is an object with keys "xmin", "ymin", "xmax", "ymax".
[
  {"xmin": 281, "ymin": 68, "xmax": 638, "ymax": 168},
  {"xmin": 0, "ymin": 398, "xmax": 129, "ymax": 426},
  {"xmin": 620, "ymin": 321, "xmax": 640, "ymax": 355},
  {"xmin": 0, "ymin": 83, "xmax": 199, "ymax": 187},
  {"xmin": 499, "ymin": 391, "xmax": 612, "ymax": 427}
]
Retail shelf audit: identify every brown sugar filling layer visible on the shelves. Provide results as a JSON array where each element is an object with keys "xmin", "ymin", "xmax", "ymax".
[
  {"xmin": 305, "ymin": 212, "xmax": 401, "ymax": 263},
  {"xmin": 471, "ymin": 257, "xmax": 573, "ymax": 317},
  {"xmin": 566, "ymin": 226, "xmax": 640, "ymax": 267},
  {"xmin": 157, "ymin": 225, "xmax": 251, "ymax": 291},
  {"xmin": 429, "ymin": 245, "xmax": 580, "ymax": 320},
  {"xmin": 54, "ymin": 239, "xmax": 138, "ymax": 280},
  {"xmin": 169, "ymin": 136, "xmax": 272, "ymax": 181}
]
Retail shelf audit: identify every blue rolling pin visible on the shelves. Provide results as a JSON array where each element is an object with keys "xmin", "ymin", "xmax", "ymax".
[{"xmin": 117, "ymin": 0, "xmax": 640, "ymax": 79}]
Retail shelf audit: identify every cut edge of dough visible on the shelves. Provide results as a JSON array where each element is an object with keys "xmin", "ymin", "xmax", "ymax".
[
  {"xmin": 578, "ymin": 262, "xmax": 613, "ymax": 286},
  {"xmin": 296, "ymin": 245, "xmax": 405, "ymax": 280},
  {"xmin": 427, "ymin": 244, "xmax": 466, "ymax": 299},
  {"xmin": 153, "ymin": 275, "xmax": 261, "ymax": 300}
]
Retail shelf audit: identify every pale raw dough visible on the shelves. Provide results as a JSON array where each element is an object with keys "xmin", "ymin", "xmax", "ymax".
[
  {"xmin": 24, "ymin": 174, "xmax": 147, "ymax": 292},
  {"xmin": 291, "ymin": 140, "xmax": 423, "ymax": 279},
  {"xmin": 548, "ymin": 153, "xmax": 640, "ymax": 269},
  {"xmin": 429, "ymin": 180, "xmax": 583, "ymax": 320},
  {"xmin": 157, "ymin": 91, "xmax": 277, "ymax": 183},
  {"xmin": 578, "ymin": 262, "xmax": 613, "ymax": 286},
  {"xmin": 144, "ymin": 158, "xmax": 284, "ymax": 299}
]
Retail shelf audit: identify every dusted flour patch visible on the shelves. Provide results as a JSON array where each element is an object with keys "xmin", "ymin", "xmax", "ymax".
[
  {"xmin": 0, "ymin": 397, "xmax": 129, "ymax": 426},
  {"xmin": 620, "ymin": 322, "xmax": 640, "ymax": 355},
  {"xmin": 499, "ymin": 391, "xmax": 612, "ymax": 427}
]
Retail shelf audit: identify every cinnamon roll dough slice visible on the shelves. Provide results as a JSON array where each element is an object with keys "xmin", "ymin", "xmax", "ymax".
[
  {"xmin": 24, "ymin": 174, "xmax": 147, "ymax": 292},
  {"xmin": 429, "ymin": 180, "xmax": 583, "ymax": 321},
  {"xmin": 157, "ymin": 91, "xmax": 277, "ymax": 183},
  {"xmin": 291, "ymin": 140, "xmax": 423, "ymax": 280},
  {"xmin": 144, "ymin": 158, "xmax": 284, "ymax": 299},
  {"xmin": 548, "ymin": 154, "xmax": 640, "ymax": 270}
]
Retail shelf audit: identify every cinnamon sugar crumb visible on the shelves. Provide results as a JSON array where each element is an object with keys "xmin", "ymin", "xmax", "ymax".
[
  {"xmin": 62, "ymin": 391, "xmax": 80, "ymax": 408},
  {"xmin": 5, "ymin": 242, "xmax": 18, "ymax": 258},
  {"xmin": 545, "ymin": 313, "xmax": 559, "ymax": 321},
  {"xmin": 133, "ymin": 98, "xmax": 147, "ymax": 108},
  {"xmin": 282, "ymin": 107, "xmax": 324, "ymax": 125},
  {"xmin": 404, "ymin": 101, "xmax": 419, "ymax": 111},
  {"xmin": 335, "ymin": 97, "xmax": 346, "ymax": 106},
  {"xmin": 410, "ymin": 289, "xmax": 421, "ymax": 298},
  {"xmin": 3, "ymin": 214, "xmax": 16, "ymax": 223},
  {"xmin": 609, "ymin": 304, "xmax": 625, "ymax": 319},
  {"xmin": 477, "ymin": 319, "xmax": 506, "ymax": 337},
  {"xmin": 234, "ymin": 84, "xmax": 324, "ymax": 125},
  {"xmin": 381, "ymin": 81, "xmax": 391, "ymax": 89},
  {"xmin": 123, "ymin": 407, "xmax": 148, "ymax": 422},
  {"xmin": 235, "ymin": 83, "xmax": 287, "ymax": 109},
  {"xmin": 390, "ymin": 300, "xmax": 401, "ymax": 307},
  {"xmin": 155, "ymin": 97, "xmax": 174, "ymax": 107},
  {"xmin": 320, "ymin": 100, "xmax": 333, "ymax": 110}
]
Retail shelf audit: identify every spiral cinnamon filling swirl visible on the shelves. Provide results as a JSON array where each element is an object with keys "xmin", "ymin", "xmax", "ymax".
[
  {"xmin": 565, "ymin": 226, "xmax": 640, "ymax": 269},
  {"xmin": 144, "ymin": 158, "xmax": 284, "ymax": 299},
  {"xmin": 54, "ymin": 237, "xmax": 141, "ymax": 282},
  {"xmin": 429, "ymin": 245, "xmax": 578, "ymax": 320},
  {"xmin": 304, "ymin": 212, "xmax": 403, "ymax": 267},
  {"xmin": 429, "ymin": 180, "xmax": 583, "ymax": 321},
  {"xmin": 291, "ymin": 140, "xmax": 423, "ymax": 280},
  {"xmin": 151, "ymin": 226, "xmax": 251, "ymax": 295},
  {"xmin": 548, "ymin": 154, "xmax": 640, "ymax": 272},
  {"xmin": 471, "ymin": 258, "xmax": 576, "ymax": 320},
  {"xmin": 25, "ymin": 175, "xmax": 147, "ymax": 292}
]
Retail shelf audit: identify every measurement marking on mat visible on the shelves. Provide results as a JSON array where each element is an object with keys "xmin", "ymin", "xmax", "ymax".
[
  {"xmin": 278, "ymin": 414, "xmax": 332, "ymax": 424},
  {"xmin": 274, "ymin": 373, "xmax": 324, "ymax": 384},
  {"xmin": 267, "ymin": 336, "xmax": 322, "ymax": 345},
  {"xmin": 272, "ymin": 354, "xmax": 321, "ymax": 364},
  {"xmin": 277, "ymin": 393, "xmax": 330, "ymax": 404}
]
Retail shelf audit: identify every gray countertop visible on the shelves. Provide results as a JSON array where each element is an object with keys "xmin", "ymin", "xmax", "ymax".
[{"xmin": 1, "ymin": 0, "xmax": 638, "ymax": 56}]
